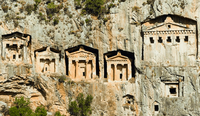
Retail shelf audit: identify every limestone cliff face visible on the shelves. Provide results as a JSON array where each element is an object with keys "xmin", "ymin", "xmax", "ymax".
[{"xmin": 0, "ymin": 0, "xmax": 200, "ymax": 116}]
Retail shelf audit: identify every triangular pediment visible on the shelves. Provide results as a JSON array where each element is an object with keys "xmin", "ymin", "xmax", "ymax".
[
  {"xmin": 108, "ymin": 52, "xmax": 129, "ymax": 60},
  {"xmin": 142, "ymin": 16, "xmax": 194, "ymax": 32},
  {"xmin": 147, "ymin": 22, "xmax": 188, "ymax": 31},
  {"xmin": 5, "ymin": 37, "xmax": 26, "ymax": 41},
  {"xmin": 69, "ymin": 47, "xmax": 94, "ymax": 56},
  {"xmin": 38, "ymin": 47, "xmax": 59, "ymax": 57}
]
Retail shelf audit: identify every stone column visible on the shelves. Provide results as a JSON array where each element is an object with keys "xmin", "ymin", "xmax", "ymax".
[
  {"xmin": 36, "ymin": 53, "xmax": 40, "ymax": 73},
  {"xmin": 114, "ymin": 64, "xmax": 117, "ymax": 81},
  {"xmin": 23, "ymin": 46, "xmax": 27, "ymax": 63},
  {"xmin": 2, "ymin": 43, "xmax": 5, "ymax": 58},
  {"xmin": 179, "ymin": 80, "xmax": 183, "ymax": 97},
  {"xmin": 55, "ymin": 58, "xmax": 59, "ymax": 73},
  {"xmin": 68, "ymin": 59, "xmax": 72, "ymax": 78},
  {"xmin": 92, "ymin": 58, "xmax": 96, "ymax": 79},
  {"xmin": 128, "ymin": 63, "xmax": 132, "ymax": 80},
  {"xmin": 107, "ymin": 63, "xmax": 111, "ymax": 81},
  {"xmin": 85, "ymin": 60, "xmax": 89, "ymax": 80},
  {"xmin": 122, "ymin": 64, "xmax": 126, "ymax": 81},
  {"xmin": 75, "ymin": 60, "xmax": 79, "ymax": 79}
]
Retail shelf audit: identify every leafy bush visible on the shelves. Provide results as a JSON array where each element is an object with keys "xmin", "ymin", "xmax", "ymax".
[
  {"xmin": 83, "ymin": 0, "xmax": 104, "ymax": 16},
  {"xmin": 39, "ymin": 12, "xmax": 46, "ymax": 21},
  {"xmin": 9, "ymin": 97, "xmax": 33, "ymax": 116},
  {"xmin": 132, "ymin": 6, "xmax": 140, "ymax": 13},
  {"xmin": 25, "ymin": 4, "xmax": 35, "ymax": 15},
  {"xmin": 34, "ymin": 105, "xmax": 47, "ymax": 116},
  {"xmin": 54, "ymin": 111, "xmax": 64, "ymax": 116},
  {"xmin": 9, "ymin": 97, "xmax": 47, "ymax": 116},
  {"xmin": 69, "ymin": 93, "xmax": 93, "ymax": 116},
  {"xmin": 58, "ymin": 75, "xmax": 66, "ymax": 82},
  {"xmin": 85, "ymin": 18, "xmax": 92, "ymax": 26},
  {"xmin": 1, "ymin": 5, "xmax": 9, "ymax": 12},
  {"xmin": 74, "ymin": 0, "xmax": 82, "ymax": 9},
  {"xmin": 53, "ymin": 17, "xmax": 59, "ymax": 25}
]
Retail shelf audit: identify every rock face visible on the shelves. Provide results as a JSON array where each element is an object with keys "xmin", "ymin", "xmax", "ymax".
[{"xmin": 0, "ymin": 0, "xmax": 200, "ymax": 116}]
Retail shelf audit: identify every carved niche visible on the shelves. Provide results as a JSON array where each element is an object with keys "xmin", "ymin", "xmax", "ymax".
[
  {"xmin": 35, "ymin": 47, "xmax": 60, "ymax": 74},
  {"xmin": 160, "ymin": 75, "xmax": 184, "ymax": 97},
  {"xmin": 105, "ymin": 52, "xmax": 132, "ymax": 81},
  {"xmin": 1, "ymin": 32, "xmax": 31, "ymax": 64},
  {"xmin": 122, "ymin": 94, "xmax": 135, "ymax": 116},
  {"xmin": 66, "ymin": 46, "xmax": 96, "ymax": 80},
  {"xmin": 142, "ymin": 15, "xmax": 197, "ymax": 66}
]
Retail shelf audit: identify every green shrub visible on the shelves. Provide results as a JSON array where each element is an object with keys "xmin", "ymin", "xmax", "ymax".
[
  {"xmin": 58, "ymin": 75, "xmax": 66, "ymax": 82},
  {"xmin": 39, "ymin": 12, "xmax": 46, "ymax": 21},
  {"xmin": 53, "ymin": 17, "xmax": 59, "ymax": 25},
  {"xmin": 74, "ymin": 0, "xmax": 82, "ymax": 9},
  {"xmin": 147, "ymin": 0, "xmax": 155, "ymax": 5},
  {"xmin": 1, "ymin": 5, "xmax": 9, "ymax": 12},
  {"xmin": 132, "ymin": 6, "xmax": 140, "ymax": 13},
  {"xmin": 83, "ymin": 0, "xmax": 104, "ymax": 16},
  {"xmin": 14, "ymin": 20, "xmax": 19, "ymax": 27},
  {"xmin": 9, "ymin": 97, "xmax": 33, "ymax": 116},
  {"xmin": 69, "ymin": 93, "xmax": 93, "ymax": 116},
  {"xmin": 103, "ymin": 18, "xmax": 108, "ymax": 23},
  {"xmin": 35, "ymin": 0, "xmax": 41, "ymax": 5},
  {"xmin": 34, "ymin": 105, "xmax": 47, "ymax": 116},
  {"xmin": 85, "ymin": 18, "xmax": 92, "ymax": 26},
  {"xmin": 25, "ymin": 4, "xmax": 34, "ymax": 15},
  {"xmin": 9, "ymin": 97, "xmax": 47, "ymax": 116},
  {"xmin": 54, "ymin": 111, "xmax": 64, "ymax": 116}
]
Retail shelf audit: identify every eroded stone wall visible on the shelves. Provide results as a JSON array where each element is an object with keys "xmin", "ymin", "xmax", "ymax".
[{"xmin": 0, "ymin": 0, "xmax": 200, "ymax": 116}]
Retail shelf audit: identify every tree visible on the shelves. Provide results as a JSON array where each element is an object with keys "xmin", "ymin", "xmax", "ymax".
[
  {"xmin": 84, "ymin": 0, "xmax": 104, "ymax": 16},
  {"xmin": 54, "ymin": 111, "xmax": 64, "ymax": 116},
  {"xmin": 9, "ymin": 97, "xmax": 47, "ymax": 116},
  {"xmin": 69, "ymin": 93, "xmax": 93, "ymax": 116},
  {"xmin": 9, "ymin": 97, "xmax": 33, "ymax": 116},
  {"xmin": 34, "ymin": 105, "xmax": 47, "ymax": 116}
]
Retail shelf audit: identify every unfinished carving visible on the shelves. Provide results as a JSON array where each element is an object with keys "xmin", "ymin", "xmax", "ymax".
[
  {"xmin": 105, "ymin": 52, "xmax": 132, "ymax": 81},
  {"xmin": 122, "ymin": 94, "xmax": 135, "ymax": 115},
  {"xmin": 142, "ymin": 15, "xmax": 197, "ymax": 66},
  {"xmin": 1, "ymin": 32, "xmax": 31, "ymax": 64},
  {"xmin": 160, "ymin": 75, "xmax": 184, "ymax": 97},
  {"xmin": 35, "ymin": 47, "xmax": 60, "ymax": 75},
  {"xmin": 153, "ymin": 101, "xmax": 160, "ymax": 114},
  {"xmin": 66, "ymin": 46, "xmax": 96, "ymax": 80}
]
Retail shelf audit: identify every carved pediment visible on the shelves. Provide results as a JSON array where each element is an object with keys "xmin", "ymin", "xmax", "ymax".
[
  {"xmin": 142, "ymin": 16, "xmax": 195, "ymax": 35},
  {"xmin": 37, "ymin": 47, "xmax": 59, "ymax": 58},
  {"xmin": 2, "ymin": 32, "xmax": 31, "ymax": 46},
  {"xmin": 107, "ymin": 52, "xmax": 129, "ymax": 61},
  {"xmin": 160, "ymin": 76, "xmax": 184, "ymax": 82},
  {"xmin": 67, "ymin": 47, "xmax": 95, "ymax": 58},
  {"xmin": 147, "ymin": 22, "xmax": 188, "ymax": 31}
]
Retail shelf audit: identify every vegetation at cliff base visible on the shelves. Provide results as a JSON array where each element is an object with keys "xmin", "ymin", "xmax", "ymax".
[
  {"xmin": 69, "ymin": 93, "xmax": 93, "ymax": 116},
  {"xmin": 9, "ymin": 97, "xmax": 47, "ymax": 116}
]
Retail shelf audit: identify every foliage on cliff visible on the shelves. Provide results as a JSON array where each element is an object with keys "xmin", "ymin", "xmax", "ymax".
[
  {"xmin": 69, "ymin": 93, "xmax": 93, "ymax": 116},
  {"xmin": 9, "ymin": 97, "xmax": 47, "ymax": 116}
]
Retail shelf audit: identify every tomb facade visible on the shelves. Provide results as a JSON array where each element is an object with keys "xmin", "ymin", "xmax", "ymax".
[
  {"xmin": 122, "ymin": 94, "xmax": 135, "ymax": 116},
  {"xmin": 66, "ymin": 46, "xmax": 96, "ymax": 80},
  {"xmin": 105, "ymin": 52, "xmax": 132, "ymax": 81},
  {"xmin": 153, "ymin": 101, "xmax": 160, "ymax": 114},
  {"xmin": 160, "ymin": 76, "xmax": 184, "ymax": 97},
  {"xmin": 142, "ymin": 15, "xmax": 197, "ymax": 66},
  {"xmin": 1, "ymin": 32, "xmax": 31, "ymax": 64},
  {"xmin": 35, "ymin": 47, "xmax": 60, "ymax": 74}
]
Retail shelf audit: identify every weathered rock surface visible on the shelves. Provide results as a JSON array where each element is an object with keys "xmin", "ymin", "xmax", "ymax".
[{"xmin": 0, "ymin": 0, "xmax": 200, "ymax": 116}]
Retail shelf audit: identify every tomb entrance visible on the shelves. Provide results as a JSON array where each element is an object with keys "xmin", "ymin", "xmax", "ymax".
[
  {"xmin": 160, "ymin": 76, "xmax": 184, "ymax": 97},
  {"xmin": 105, "ymin": 51, "xmax": 132, "ymax": 81},
  {"xmin": 1, "ymin": 32, "xmax": 31, "ymax": 64},
  {"xmin": 66, "ymin": 46, "xmax": 97, "ymax": 80},
  {"xmin": 35, "ymin": 47, "xmax": 60, "ymax": 74}
]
